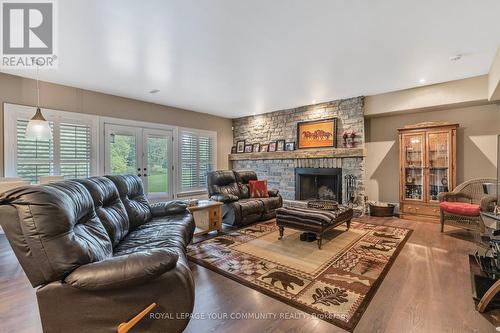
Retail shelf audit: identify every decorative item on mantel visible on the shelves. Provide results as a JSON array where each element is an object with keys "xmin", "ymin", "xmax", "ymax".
[
  {"xmin": 236, "ymin": 140, "xmax": 245, "ymax": 153},
  {"xmin": 276, "ymin": 139, "xmax": 285, "ymax": 152},
  {"xmin": 297, "ymin": 118, "xmax": 337, "ymax": 149},
  {"xmin": 342, "ymin": 130, "xmax": 349, "ymax": 147},
  {"xmin": 350, "ymin": 130, "xmax": 356, "ymax": 147},
  {"xmin": 342, "ymin": 130, "xmax": 356, "ymax": 147}
]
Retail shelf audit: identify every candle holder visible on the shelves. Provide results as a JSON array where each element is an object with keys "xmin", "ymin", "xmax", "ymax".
[
  {"xmin": 342, "ymin": 131, "xmax": 349, "ymax": 147},
  {"xmin": 350, "ymin": 130, "xmax": 356, "ymax": 147}
]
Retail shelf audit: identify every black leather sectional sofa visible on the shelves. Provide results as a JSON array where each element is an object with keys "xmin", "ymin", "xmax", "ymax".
[
  {"xmin": 207, "ymin": 170, "xmax": 283, "ymax": 227},
  {"xmin": 0, "ymin": 175, "xmax": 195, "ymax": 333}
]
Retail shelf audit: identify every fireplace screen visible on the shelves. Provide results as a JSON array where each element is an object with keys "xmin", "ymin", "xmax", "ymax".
[{"xmin": 295, "ymin": 168, "xmax": 342, "ymax": 203}]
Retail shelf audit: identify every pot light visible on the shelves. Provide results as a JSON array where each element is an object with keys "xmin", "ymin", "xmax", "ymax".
[
  {"xmin": 311, "ymin": 100, "xmax": 316, "ymax": 104},
  {"xmin": 449, "ymin": 54, "xmax": 462, "ymax": 61},
  {"xmin": 419, "ymin": 78, "xmax": 426, "ymax": 84}
]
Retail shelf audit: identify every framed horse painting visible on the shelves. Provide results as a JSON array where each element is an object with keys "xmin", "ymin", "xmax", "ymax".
[{"xmin": 297, "ymin": 118, "xmax": 337, "ymax": 149}]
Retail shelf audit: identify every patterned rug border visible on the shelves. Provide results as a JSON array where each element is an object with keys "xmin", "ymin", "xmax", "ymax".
[{"xmin": 188, "ymin": 220, "xmax": 413, "ymax": 332}]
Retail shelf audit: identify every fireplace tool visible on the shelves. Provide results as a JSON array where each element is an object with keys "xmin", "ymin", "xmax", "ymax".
[{"xmin": 345, "ymin": 175, "xmax": 357, "ymax": 205}]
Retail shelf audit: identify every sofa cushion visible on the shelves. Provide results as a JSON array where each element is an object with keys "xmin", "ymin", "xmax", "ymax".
[
  {"xmin": 106, "ymin": 175, "xmax": 152, "ymax": 229},
  {"xmin": 64, "ymin": 248, "xmax": 178, "ymax": 291},
  {"xmin": 249, "ymin": 180, "xmax": 269, "ymax": 198},
  {"xmin": 76, "ymin": 177, "xmax": 129, "ymax": 246},
  {"xmin": 207, "ymin": 170, "xmax": 241, "ymax": 198},
  {"xmin": 0, "ymin": 181, "xmax": 113, "ymax": 285},
  {"xmin": 439, "ymin": 201, "xmax": 480, "ymax": 216},
  {"xmin": 151, "ymin": 200, "xmax": 188, "ymax": 217},
  {"xmin": 113, "ymin": 212, "xmax": 195, "ymax": 264},
  {"xmin": 234, "ymin": 170, "xmax": 258, "ymax": 199},
  {"xmin": 259, "ymin": 196, "xmax": 282, "ymax": 212},
  {"xmin": 234, "ymin": 198, "xmax": 265, "ymax": 216}
]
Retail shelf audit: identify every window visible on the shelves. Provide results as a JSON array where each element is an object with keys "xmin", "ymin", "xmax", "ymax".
[
  {"xmin": 16, "ymin": 119, "xmax": 54, "ymax": 183},
  {"xmin": 179, "ymin": 129, "xmax": 217, "ymax": 193},
  {"xmin": 59, "ymin": 123, "xmax": 92, "ymax": 179},
  {"xmin": 4, "ymin": 103, "xmax": 98, "ymax": 183}
]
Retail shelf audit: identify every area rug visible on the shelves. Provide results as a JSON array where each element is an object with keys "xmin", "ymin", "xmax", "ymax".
[{"xmin": 187, "ymin": 219, "xmax": 412, "ymax": 331}]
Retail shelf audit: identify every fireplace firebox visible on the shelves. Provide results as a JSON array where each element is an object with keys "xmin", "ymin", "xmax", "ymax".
[{"xmin": 295, "ymin": 168, "xmax": 342, "ymax": 203}]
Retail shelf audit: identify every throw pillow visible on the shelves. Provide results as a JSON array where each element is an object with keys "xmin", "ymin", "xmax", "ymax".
[{"xmin": 249, "ymin": 180, "xmax": 269, "ymax": 198}]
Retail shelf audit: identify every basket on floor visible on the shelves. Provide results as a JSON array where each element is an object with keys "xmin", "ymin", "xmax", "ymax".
[{"xmin": 369, "ymin": 203, "xmax": 395, "ymax": 217}]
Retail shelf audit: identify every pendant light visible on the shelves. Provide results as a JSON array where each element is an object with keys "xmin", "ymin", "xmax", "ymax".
[{"xmin": 25, "ymin": 65, "xmax": 52, "ymax": 141}]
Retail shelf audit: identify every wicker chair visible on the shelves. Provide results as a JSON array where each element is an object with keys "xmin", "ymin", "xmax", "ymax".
[{"xmin": 439, "ymin": 178, "xmax": 497, "ymax": 233}]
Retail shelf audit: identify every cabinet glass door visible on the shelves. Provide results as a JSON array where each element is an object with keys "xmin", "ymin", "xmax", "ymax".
[
  {"xmin": 402, "ymin": 133, "xmax": 424, "ymax": 201},
  {"xmin": 427, "ymin": 131, "xmax": 450, "ymax": 202}
]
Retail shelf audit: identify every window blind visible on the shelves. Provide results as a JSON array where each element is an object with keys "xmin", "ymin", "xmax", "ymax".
[
  {"xmin": 15, "ymin": 119, "xmax": 92, "ymax": 184},
  {"xmin": 59, "ymin": 123, "xmax": 91, "ymax": 179},
  {"xmin": 16, "ymin": 119, "xmax": 54, "ymax": 183},
  {"xmin": 180, "ymin": 130, "xmax": 215, "ymax": 192}
]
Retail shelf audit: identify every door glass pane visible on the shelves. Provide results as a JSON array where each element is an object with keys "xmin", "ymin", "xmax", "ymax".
[
  {"xmin": 110, "ymin": 133, "xmax": 136, "ymax": 175},
  {"xmin": 146, "ymin": 135, "xmax": 168, "ymax": 193},
  {"xmin": 403, "ymin": 134, "xmax": 424, "ymax": 200},
  {"xmin": 428, "ymin": 132, "xmax": 449, "ymax": 201}
]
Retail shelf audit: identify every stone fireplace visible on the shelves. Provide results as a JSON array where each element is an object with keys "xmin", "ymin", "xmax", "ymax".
[
  {"xmin": 295, "ymin": 168, "xmax": 342, "ymax": 202},
  {"xmin": 230, "ymin": 96, "xmax": 365, "ymax": 209}
]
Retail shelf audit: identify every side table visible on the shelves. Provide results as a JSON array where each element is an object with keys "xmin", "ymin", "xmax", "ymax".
[{"xmin": 188, "ymin": 200, "xmax": 223, "ymax": 236}]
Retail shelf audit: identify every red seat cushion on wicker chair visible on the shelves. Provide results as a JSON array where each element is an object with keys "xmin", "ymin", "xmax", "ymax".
[
  {"xmin": 439, "ymin": 202, "xmax": 480, "ymax": 216},
  {"xmin": 249, "ymin": 180, "xmax": 269, "ymax": 198}
]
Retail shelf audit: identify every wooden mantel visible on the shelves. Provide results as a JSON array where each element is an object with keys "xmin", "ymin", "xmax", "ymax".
[{"xmin": 228, "ymin": 147, "xmax": 365, "ymax": 161}]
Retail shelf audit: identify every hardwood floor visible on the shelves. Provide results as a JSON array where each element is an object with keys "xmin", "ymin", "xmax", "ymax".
[{"xmin": 1, "ymin": 216, "xmax": 499, "ymax": 332}]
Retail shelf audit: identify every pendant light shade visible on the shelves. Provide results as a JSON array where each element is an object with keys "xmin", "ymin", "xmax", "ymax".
[
  {"xmin": 25, "ymin": 65, "xmax": 52, "ymax": 141},
  {"xmin": 25, "ymin": 107, "xmax": 52, "ymax": 141}
]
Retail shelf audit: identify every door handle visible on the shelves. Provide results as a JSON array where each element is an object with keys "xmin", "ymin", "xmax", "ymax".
[{"xmin": 137, "ymin": 174, "xmax": 142, "ymax": 177}]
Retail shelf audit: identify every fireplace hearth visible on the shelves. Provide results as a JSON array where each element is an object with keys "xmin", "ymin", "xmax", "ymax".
[{"xmin": 295, "ymin": 168, "xmax": 342, "ymax": 203}]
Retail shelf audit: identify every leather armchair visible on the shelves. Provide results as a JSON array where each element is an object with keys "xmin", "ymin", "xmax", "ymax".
[
  {"xmin": 207, "ymin": 170, "xmax": 283, "ymax": 227},
  {"xmin": 0, "ymin": 175, "xmax": 195, "ymax": 333}
]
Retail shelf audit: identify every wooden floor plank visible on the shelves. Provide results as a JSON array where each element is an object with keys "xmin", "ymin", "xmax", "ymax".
[{"xmin": 0, "ymin": 216, "xmax": 498, "ymax": 332}]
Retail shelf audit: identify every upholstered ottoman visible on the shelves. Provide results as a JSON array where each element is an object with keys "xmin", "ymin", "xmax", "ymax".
[{"xmin": 276, "ymin": 206, "xmax": 353, "ymax": 249}]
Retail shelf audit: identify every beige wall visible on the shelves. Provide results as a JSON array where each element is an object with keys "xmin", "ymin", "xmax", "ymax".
[
  {"xmin": 489, "ymin": 47, "xmax": 500, "ymax": 101},
  {"xmin": 365, "ymin": 75, "xmax": 489, "ymax": 117},
  {"xmin": 365, "ymin": 103, "xmax": 500, "ymax": 203},
  {"xmin": 0, "ymin": 73, "xmax": 233, "ymax": 176}
]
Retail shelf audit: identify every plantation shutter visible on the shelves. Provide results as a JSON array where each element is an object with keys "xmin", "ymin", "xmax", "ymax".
[
  {"xmin": 16, "ymin": 119, "xmax": 54, "ymax": 184},
  {"xmin": 180, "ymin": 130, "xmax": 216, "ymax": 192},
  {"xmin": 59, "ymin": 123, "xmax": 91, "ymax": 179}
]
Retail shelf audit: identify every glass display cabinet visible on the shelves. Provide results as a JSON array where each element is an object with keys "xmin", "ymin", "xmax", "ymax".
[{"xmin": 398, "ymin": 122, "xmax": 458, "ymax": 222}]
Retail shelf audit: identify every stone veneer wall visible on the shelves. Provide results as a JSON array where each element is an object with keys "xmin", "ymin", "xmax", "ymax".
[{"xmin": 231, "ymin": 97, "xmax": 365, "ymax": 203}]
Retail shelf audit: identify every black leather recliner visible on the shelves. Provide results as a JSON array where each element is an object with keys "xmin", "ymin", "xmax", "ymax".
[
  {"xmin": 0, "ymin": 175, "xmax": 195, "ymax": 333},
  {"xmin": 207, "ymin": 170, "xmax": 282, "ymax": 227}
]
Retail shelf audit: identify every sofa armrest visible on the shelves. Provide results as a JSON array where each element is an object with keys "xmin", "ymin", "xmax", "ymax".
[
  {"xmin": 268, "ymin": 189, "xmax": 280, "ymax": 197},
  {"xmin": 481, "ymin": 195, "xmax": 497, "ymax": 212},
  {"xmin": 150, "ymin": 200, "xmax": 188, "ymax": 217},
  {"xmin": 438, "ymin": 192, "xmax": 472, "ymax": 203},
  {"xmin": 64, "ymin": 249, "xmax": 178, "ymax": 291},
  {"xmin": 210, "ymin": 194, "xmax": 239, "ymax": 203}
]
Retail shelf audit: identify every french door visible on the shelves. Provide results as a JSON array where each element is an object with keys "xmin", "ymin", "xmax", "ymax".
[{"xmin": 104, "ymin": 124, "xmax": 173, "ymax": 200}]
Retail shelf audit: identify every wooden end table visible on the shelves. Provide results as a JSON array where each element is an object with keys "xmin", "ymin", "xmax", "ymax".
[{"xmin": 188, "ymin": 200, "xmax": 223, "ymax": 236}]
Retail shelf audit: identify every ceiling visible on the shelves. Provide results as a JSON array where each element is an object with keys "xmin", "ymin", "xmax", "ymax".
[{"xmin": 2, "ymin": 0, "xmax": 500, "ymax": 118}]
